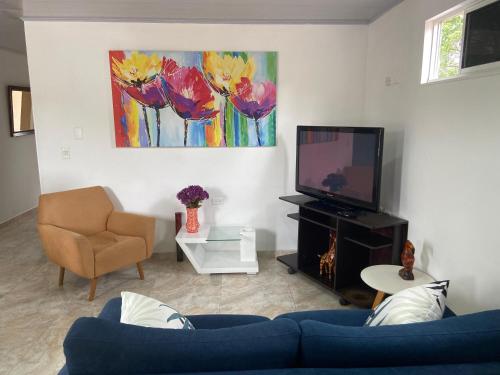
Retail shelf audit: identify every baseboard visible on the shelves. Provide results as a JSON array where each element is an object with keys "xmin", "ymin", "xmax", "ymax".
[{"xmin": 0, "ymin": 207, "xmax": 37, "ymax": 227}]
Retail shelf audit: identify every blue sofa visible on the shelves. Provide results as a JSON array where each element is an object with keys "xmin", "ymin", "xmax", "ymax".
[{"xmin": 60, "ymin": 298, "xmax": 500, "ymax": 374}]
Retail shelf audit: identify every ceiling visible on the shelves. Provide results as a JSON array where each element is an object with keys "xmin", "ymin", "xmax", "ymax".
[
  {"xmin": 0, "ymin": 0, "xmax": 403, "ymax": 54},
  {"xmin": 0, "ymin": 0, "xmax": 25, "ymax": 53}
]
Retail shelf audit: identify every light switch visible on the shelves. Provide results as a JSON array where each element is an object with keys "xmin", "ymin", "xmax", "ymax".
[
  {"xmin": 61, "ymin": 147, "xmax": 71, "ymax": 160},
  {"xmin": 74, "ymin": 127, "xmax": 83, "ymax": 140}
]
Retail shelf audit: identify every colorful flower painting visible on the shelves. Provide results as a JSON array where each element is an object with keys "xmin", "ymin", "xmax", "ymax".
[{"xmin": 109, "ymin": 50, "xmax": 277, "ymax": 148}]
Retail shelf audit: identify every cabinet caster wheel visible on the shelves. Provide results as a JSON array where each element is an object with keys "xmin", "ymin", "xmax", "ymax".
[
  {"xmin": 287, "ymin": 267, "xmax": 297, "ymax": 274},
  {"xmin": 339, "ymin": 298, "xmax": 350, "ymax": 306}
]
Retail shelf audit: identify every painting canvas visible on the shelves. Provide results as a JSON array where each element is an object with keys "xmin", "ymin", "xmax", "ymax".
[{"xmin": 109, "ymin": 50, "xmax": 277, "ymax": 148}]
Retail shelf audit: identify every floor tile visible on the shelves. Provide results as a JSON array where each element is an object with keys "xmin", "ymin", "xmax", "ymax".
[{"xmin": 0, "ymin": 210, "xmax": 344, "ymax": 374}]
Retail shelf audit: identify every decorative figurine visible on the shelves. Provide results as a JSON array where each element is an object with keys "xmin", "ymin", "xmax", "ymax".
[
  {"xmin": 399, "ymin": 240, "xmax": 415, "ymax": 280},
  {"xmin": 319, "ymin": 232, "xmax": 337, "ymax": 280}
]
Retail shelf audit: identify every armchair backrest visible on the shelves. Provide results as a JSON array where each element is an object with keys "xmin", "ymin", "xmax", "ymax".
[{"xmin": 38, "ymin": 186, "xmax": 114, "ymax": 235}]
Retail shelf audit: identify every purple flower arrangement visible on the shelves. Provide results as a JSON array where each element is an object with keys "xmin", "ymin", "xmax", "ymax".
[{"xmin": 177, "ymin": 185, "xmax": 209, "ymax": 208}]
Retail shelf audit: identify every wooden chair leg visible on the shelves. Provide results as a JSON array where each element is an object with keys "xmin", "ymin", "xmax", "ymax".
[
  {"xmin": 136, "ymin": 262, "xmax": 145, "ymax": 280},
  {"xmin": 372, "ymin": 290, "xmax": 385, "ymax": 310},
  {"xmin": 88, "ymin": 278, "xmax": 97, "ymax": 301},
  {"xmin": 58, "ymin": 267, "xmax": 65, "ymax": 287}
]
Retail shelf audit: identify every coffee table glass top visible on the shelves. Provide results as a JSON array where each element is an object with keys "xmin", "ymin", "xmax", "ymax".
[{"xmin": 206, "ymin": 226, "xmax": 243, "ymax": 242}]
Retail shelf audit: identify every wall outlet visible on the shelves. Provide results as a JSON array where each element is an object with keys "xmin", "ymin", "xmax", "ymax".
[
  {"xmin": 385, "ymin": 76, "xmax": 400, "ymax": 87},
  {"xmin": 61, "ymin": 147, "xmax": 71, "ymax": 160},
  {"xmin": 211, "ymin": 196, "xmax": 225, "ymax": 206}
]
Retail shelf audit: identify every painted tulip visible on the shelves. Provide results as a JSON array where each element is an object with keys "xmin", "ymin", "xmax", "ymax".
[
  {"xmin": 202, "ymin": 52, "xmax": 256, "ymax": 96},
  {"xmin": 112, "ymin": 52, "xmax": 169, "ymax": 147},
  {"xmin": 202, "ymin": 52, "xmax": 256, "ymax": 146},
  {"xmin": 230, "ymin": 78, "xmax": 276, "ymax": 146},
  {"xmin": 162, "ymin": 59, "xmax": 218, "ymax": 146},
  {"xmin": 112, "ymin": 51, "xmax": 162, "ymax": 85}
]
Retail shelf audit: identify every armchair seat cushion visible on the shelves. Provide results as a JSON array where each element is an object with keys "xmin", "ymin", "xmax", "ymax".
[
  {"xmin": 88, "ymin": 231, "xmax": 142, "ymax": 253},
  {"xmin": 89, "ymin": 231, "xmax": 147, "ymax": 276}
]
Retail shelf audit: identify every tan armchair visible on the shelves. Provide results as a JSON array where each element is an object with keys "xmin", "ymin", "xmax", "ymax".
[{"xmin": 37, "ymin": 186, "xmax": 155, "ymax": 301}]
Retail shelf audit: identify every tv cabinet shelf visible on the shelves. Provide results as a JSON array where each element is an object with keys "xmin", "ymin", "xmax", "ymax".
[
  {"xmin": 278, "ymin": 195, "xmax": 408, "ymax": 308},
  {"xmin": 277, "ymin": 253, "xmax": 298, "ymax": 271},
  {"xmin": 300, "ymin": 216, "xmax": 337, "ymax": 230},
  {"xmin": 344, "ymin": 233, "xmax": 393, "ymax": 250},
  {"xmin": 337, "ymin": 284, "xmax": 377, "ymax": 308}
]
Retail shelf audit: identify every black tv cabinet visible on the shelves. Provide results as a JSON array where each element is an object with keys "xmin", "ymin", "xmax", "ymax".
[{"xmin": 278, "ymin": 195, "xmax": 408, "ymax": 308}]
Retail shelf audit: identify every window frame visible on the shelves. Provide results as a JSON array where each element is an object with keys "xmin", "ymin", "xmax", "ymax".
[{"xmin": 421, "ymin": 0, "xmax": 500, "ymax": 84}]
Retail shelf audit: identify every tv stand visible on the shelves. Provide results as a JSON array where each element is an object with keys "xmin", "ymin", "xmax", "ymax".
[
  {"xmin": 300, "ymin": 199, "xmax": 362, "ymax": 218},
  {"xmin": 278, "ymin": 194, "xmax": 408, "ymax": 308}
]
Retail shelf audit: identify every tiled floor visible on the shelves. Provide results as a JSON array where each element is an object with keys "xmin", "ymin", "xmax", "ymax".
[{"xmin": 0, "ymin": 210, "xmax": 347, "ymax": 375}]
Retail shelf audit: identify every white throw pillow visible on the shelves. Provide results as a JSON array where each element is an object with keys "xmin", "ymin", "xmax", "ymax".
[
  {"xmin": 364, "ymin": 280, "xmax": 449, "ymax": 327},
  {"xmin": 120, "ymin": 291, "xmax": 195, "ymax": 330}
]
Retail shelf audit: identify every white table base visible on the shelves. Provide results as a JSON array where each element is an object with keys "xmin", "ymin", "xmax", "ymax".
[{"xmin": 176, "ymin": 226, "xmax": 259, "ymax": 275}]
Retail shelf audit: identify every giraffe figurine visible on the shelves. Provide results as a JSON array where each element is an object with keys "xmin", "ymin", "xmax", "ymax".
[{"xmin": 319, "ymin": 231, "xmax": 337, "ymax": 280}]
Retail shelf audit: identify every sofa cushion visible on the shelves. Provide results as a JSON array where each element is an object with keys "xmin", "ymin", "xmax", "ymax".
[
  {"xmin": 64, "ymin": 316, "xmax": 300, "ymax": 374},
  {"xmin": 172, "ymin": 362, "xmax": 500, "ymax": 374},
  {"xmin": 121, "ymin": 291, "xmax": 194, "ymax": 329},
  {"xmin": 275, "ymin": 307, "xmax": 455, "ymax": 328},
  {"xmin": 98, "ymin": 297, "xmax": 270, "ymax": 328},
  {"xmin": 60, "ymin": 362, "xmax": 500, "ymax": 375},
  {"xmin": 300, "ymin": 310, "xmax": 500, "ymax": 368},
  {"xmin": 275, "ymin": 309, "xmax": 371, "ymax": 326},
  {"xmin": 187, "ymin": 314, "xmax": 270, "ymax": 329},
  {"xmin": 98, "ymin": 297, "xmax": 122, "ymax": 321},
  {"xmin": 365, "ymin": 280, "xmax": 449, "ymax": 326}
]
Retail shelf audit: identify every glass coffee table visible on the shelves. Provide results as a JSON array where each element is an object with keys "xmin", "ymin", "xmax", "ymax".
[{"xmin": 175, "ymin": 225, "xmax": 258, "ymax": 274}]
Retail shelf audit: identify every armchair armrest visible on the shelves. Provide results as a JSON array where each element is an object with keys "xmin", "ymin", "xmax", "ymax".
[
  {"xmin": 37, "ymin": 224, "xmax": 94, "ymax": 278},
  {"xmin": 107, "ymin": 211, "xmax": 156, "ymax": 257}
]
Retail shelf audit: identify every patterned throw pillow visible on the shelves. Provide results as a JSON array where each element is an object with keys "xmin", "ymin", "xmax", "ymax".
[
  {"xmin": 120, "ymin": 291, "xmax": 195, "ymax": 330},
  {"xmin": 364, "ymin": 280, "xmax": 449, "ymax": 327}
]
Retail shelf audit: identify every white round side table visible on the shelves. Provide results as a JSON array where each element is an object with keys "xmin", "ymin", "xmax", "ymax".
[{"xmin": 361, "ymin": 265, "xmax": 435, "ymax": 309}]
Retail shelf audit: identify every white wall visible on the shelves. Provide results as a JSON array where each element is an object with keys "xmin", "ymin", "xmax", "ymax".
[
  {"xmin": 364, "ymin": 0, "xmax": 500, "ymax": 314},
  {"xmin": 24, "ymin": 22, "xmax": 368, "ymax": 252},
  {"xmin": 24, "ymin": 6, "xmax": 500, "ymax": 313},
  {"xmin": 0, "ymin": 49, "xmax": 41, "ymax": 224}
]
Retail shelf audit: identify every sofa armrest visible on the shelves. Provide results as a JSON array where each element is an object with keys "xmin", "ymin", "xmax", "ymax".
[
  {"xmin": 38, "ymin": 224, "xmax": 94, "ymax": 278},
  {"xmin": 107, "ymin": 211, "xmax": 156, "ymax": 257}
]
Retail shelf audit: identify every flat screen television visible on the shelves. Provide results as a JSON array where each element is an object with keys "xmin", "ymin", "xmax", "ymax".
[{"xmin": 296, "ymin": 126, "xmax": 384, "ymax": 212}]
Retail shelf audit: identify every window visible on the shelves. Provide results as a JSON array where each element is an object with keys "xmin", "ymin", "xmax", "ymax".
[
  {"xmin": 462, "ymin": 0, "xmax": 500, "ymax": 68},
  {"xmin": 421, "ymin": 0, "xmax": 500, "ymax": 83}
]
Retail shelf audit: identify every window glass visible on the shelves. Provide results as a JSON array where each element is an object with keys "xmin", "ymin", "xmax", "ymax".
[{"xmin": 438, "ymin": 14, "xmax": 464, "ymax": 79}]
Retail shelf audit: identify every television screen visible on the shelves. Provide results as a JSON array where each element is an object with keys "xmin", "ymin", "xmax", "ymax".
[
  {"xmin": 462, "ymin": 0, "xmax": 500, "ymax": 69},
  {"xmin": 296, "ymin": 126, "xmax": 383, "ymax": 211}
]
